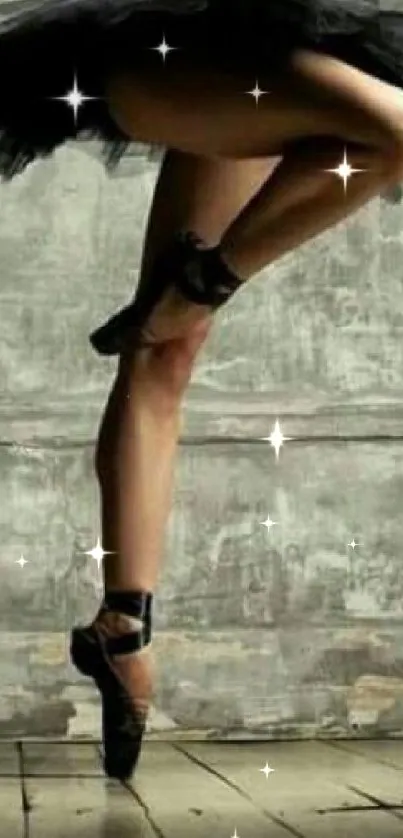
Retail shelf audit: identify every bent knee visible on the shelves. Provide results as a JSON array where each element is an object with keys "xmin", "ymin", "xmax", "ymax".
[
  {"xmin": 150, "ymin": 314, "xmax": 213, "ymax": 366},
  {"xmin": 150, "ymin": 326, "xmax": 211, "ymax": 389},
  {"xmin": 122, "ymin": 321, "xmax": 212, "ymax": 399}
]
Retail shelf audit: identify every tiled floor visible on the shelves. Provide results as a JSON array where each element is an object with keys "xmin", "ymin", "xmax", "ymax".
[{"xmin": 1, "ymin": 739, "xmax": 403, "ymax": 837}]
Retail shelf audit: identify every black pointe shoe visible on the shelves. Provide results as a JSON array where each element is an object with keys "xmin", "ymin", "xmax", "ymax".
[
  {"xmin": 89, "ymin": 302, "xmax": 155, "ymax": 357},
  {"xmin": 70, "ymin": 590, "xmax": 153, "ymax": 781},
  {"xmin": 89, "ymin": 231, "xmax": 243, "ymax": 356}
]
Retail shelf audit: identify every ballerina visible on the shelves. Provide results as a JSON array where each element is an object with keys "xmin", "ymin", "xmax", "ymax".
[{"xmin": 1, "ymin": 0, "xmax": 403, "ymax": 781}]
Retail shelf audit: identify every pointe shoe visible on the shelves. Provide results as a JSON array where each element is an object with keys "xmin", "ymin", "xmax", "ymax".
[
  {"xmin": 89, "ymin": 231, "xmax": 243, "ymax": 356},
  {"xmin": 70, "ymin": 590, "xmax": 153, "ymax": 781}
]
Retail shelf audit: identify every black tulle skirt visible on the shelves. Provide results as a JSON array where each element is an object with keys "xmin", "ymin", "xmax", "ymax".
[{"xmin": 0, "ymin": 0, "xmax": 403, "ymax": 180}]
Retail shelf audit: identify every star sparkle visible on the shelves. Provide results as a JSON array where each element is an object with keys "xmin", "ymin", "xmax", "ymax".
[
  {"xmin": 348, "ymin": 539, "xmax": 360, "ymax": 550},
  {"xmin": 83, "ymin": 537, "xmax": 113, "ymax": 571},
  {"xmin": 151, "ymin": 34, "xmax": 176, "ymax": 62},
  {"xmin": 260, "ymin": 762, "xmax": 275, "ymax": 779},
  {"xmin": 15, "ymin": 555, "xmax": 28, "ymax": 568},
  {"xmin": 324, "ymin": 147, "xmax": 367, "ymax": 194},
  {"xmin": 245, "ymin": 80, "xmax": 269, "ymax": 105},
  {"xmin": 261, "ymin": 419, "xmax": 292, "ymax": 460},
  {"xmin": 51, "ymin": 74, "xmax": 99, "ymax": 124},
  {"xmin": 261, "ymin": 514, "xmax": 278, "ymax": 533}
]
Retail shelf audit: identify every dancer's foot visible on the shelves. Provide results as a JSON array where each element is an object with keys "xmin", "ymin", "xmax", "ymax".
[
  {"xmin": 89, "ymin": 231, "xmax": 244, "ymax": 355},
  {"xmin": 93, "ymin": 607, "xmax": 154, "ymax": 740},
  {"xmin": 70, "ymin": 591, "xmax": 153, "ymax": 780}
]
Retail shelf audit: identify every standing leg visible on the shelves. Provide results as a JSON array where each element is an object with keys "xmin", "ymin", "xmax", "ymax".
[
  {"xmin": 71, "ymin": 151, "xmax": 274, "ymax": 780},
  {"xmin": 97, "ymin": 152, "xmax": 273, "ymax": 594}
]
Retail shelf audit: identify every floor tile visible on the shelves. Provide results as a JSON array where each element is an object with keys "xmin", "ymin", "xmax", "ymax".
[
  {"xmin": 130, "ymin": 742, "xmax": 293, "ymax": 838},
  {"xmin": 22, "ymin": 743, "xmax": 102, "ymax": 776},
  {"xmin": 181, "ymin": 741, "xmax": 403, "ymax": 837},
  {"xmin": 26, "ymin": 777, "xmax": 155, "ymax": 838},
  {"xmin": 0, "ymin": 778, "xmax": 23, "ymax": 838}
]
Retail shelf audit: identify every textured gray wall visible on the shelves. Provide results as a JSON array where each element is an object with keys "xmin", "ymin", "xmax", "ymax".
[{"xmin": 2, "ymin": 16, "xmax": 403, "ymax": 737}]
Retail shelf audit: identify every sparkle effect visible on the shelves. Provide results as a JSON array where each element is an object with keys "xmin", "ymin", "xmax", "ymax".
[
  {"xmin": 83, "ymin": 537, "xmax": 113, "ymax": 571},
  {"xmin": 245, "ymin": 80, "xmax": 269, "ymax": 105},
  {"xmin": 261, "ymin": 419, "xmax": 292, "ymax": 460},
  {"xmin": 151, "ymin": 35, "xmax": 176, "ymax": 62},
  {"xmin": 51, "ymin": 74, "xmax": 99, "ymax": 124},
  {"xmin": 324, "ymin": 147, "xmax": 366, "ymax": 193},
  {"xmin": 348, "ymin": 539, "xmax": 360, "ymax": 550},
  {"xmin": 260, "ymin": 762, "xmax": 275, "ymax": 779},
  {"xmin": 15, "ymin": 555, "xmax": 28, "ymax": 568},
  {"xmin": 261, "ymin": 514, "xmax": 278, "ymax": 533}
]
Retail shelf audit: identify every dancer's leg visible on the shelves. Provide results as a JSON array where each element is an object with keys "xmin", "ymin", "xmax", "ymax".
[
  {"xmin": 134, "ymin": 151, "xmax": 276, "ymax": 340},
  {"xmin": 219, "ymin": 137, "xmax": 399, "ymax": 279},
  {"xmin": 83, "ymin": 335, "xmax": 206, "ymax": 779},
  {"xmin": 105, "ymin": 50, "xmax": 403, "ymax": 336},
  {"xmin": 96, "ymin": 334, "xmax": 212, "ymax": 595},
  {"xmin": 90, "ymin": 152, "xmax": 273, "ymax": 774},
  {"xmin": 107, "ymin": 51, "xmax": 403, "ymax": 159},
  {"xmin": 219, "ymin": 49, "xmax": 403, "ymax": 277},
  {"xmin": 95, "ymin": 152, "xmax": 273, "ymax": 590}
]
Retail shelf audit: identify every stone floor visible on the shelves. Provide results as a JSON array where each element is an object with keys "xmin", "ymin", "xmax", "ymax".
[{"xmin": 1, "ymin": 738, "xmax": 403, "ymax": 837}]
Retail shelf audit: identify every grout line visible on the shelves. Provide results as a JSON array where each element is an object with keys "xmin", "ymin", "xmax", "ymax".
[
  {"xmin": 172, "ymin": 742, "xmax": 307, "ymax": 838},
  {"xmin": 3, "ymin": 434, "xmax": 403, "ymax": 451},
  {"xmin": 94, "ymin": 745, "xmax": 166, "ymax": 838},
  {"xmin": 317, "ymin": 739, "xmax": 403, "ymax": 772},
  {"xmin": 344, "ymin": 785, "xmax": 403, "ymax": 822},
  {"xmin": 3, "ymin": 735, "xmax": 403, "ymax": 745},
  {"xmin": 16, "ymin": 742, "xmax": 31, "ymax": 838},
  {"xmin": 123, "ymin": 781, "xmax": 167, "ymax": 838},
  {"xmin": 183, "ymin": 436, "xmax": 403, "ymax": 445},
  {"xmin": 0, "ymin": 772, "xmax": 103, "ymax": 779}
]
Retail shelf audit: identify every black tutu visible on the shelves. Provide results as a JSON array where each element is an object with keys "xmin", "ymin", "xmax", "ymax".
[{"xmin": 0, "ymin": 0, "xmax": 403, "ymax": 179}]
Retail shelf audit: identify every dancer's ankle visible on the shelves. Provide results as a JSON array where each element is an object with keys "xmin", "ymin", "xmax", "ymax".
[
  {"xmin": 95, "ymin": 608, "xmax": 143, "ymax": 636},
  {"xmin": 94, "ymin": 589, "xmax": 153, "ymax": 639}
]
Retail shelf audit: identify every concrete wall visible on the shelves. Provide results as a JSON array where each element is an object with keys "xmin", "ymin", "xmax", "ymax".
[{"xmin": 2, "ymin": 25, "xmax": 403, "ymax": 737}]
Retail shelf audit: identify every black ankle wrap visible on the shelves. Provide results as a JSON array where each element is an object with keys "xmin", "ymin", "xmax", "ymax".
[
  {"xmin": 100, "ymin": 591, "xmax": 153, "ymax": 652},
  {"xmin": 103, "ymin": 591, "xmax": 153, "ymax": 620},
  {"xmin": 89, "ymin": 231, "xmax": 244, "ymax": 357},
  {"xmin": 173, "ymin": 232, "xmax": 244, "ymax": 309}
]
